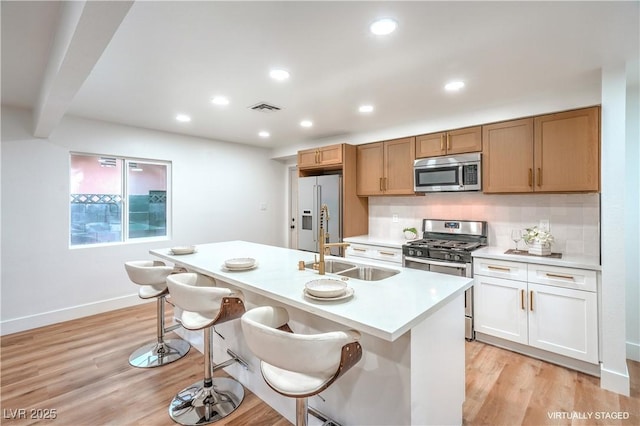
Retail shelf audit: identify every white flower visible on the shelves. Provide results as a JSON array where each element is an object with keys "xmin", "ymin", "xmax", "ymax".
[{"xmin": 523, "ymin": 226, "xmax": 554, "ymax": 246}]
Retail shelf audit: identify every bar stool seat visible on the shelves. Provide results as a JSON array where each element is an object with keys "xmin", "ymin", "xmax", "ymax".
[
  {"xmin": 124, "ymin": 260, "xmax": 190, "ymax": 368},
  {"xmin": 166, "ymin": 272, "xmax": 247, "ymax": 425},
  {"xmin": 241, "ymin": 306, "xmax": 362, "ymax": 426}
]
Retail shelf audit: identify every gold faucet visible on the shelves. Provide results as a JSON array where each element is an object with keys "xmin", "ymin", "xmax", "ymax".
[{"xmin": 318, "ymin": 204, "xmax": 350, "ymax": 275}]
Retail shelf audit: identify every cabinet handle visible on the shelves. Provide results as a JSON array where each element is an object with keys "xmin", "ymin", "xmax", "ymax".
[
  {"xmin": 529, "ymin": 290, "xmax": 534, "ymax": 311},
  {"xmin": 546, "ymin": 273, "xmax": 575, "ymax": 280},
  {"xmin": 447, "ymin": 134, "xmax": 451, "ymax": 150},
  {"xmin": 315, "ymin": 150, "xmax": 320, "ymax": 163},
  {"xmin": 379, "ymin": 177, "xmax": 383, "ymax": 191},
  {"xmin": 353, "ymin": 248, "xmax": 367, "ymax": 252},
  {"xmin": 487, "ymin": 265, "xmax": 510, "ymax": 272},
  {"xmin": 520, "ymin": 289, "xmax": 525, "ymax": 310},
  {"xmin": 384, "ymin": 177, "xmax": 388, "ymax": 191},
  {"xmin": 537, "ymin": 168, "xmax": 542, "ymax": 186},
  {"xmin": 528, "ymin": 168, "xmax": 533, "ymax": 187},
  {"xmin": 379, "ymin": 251, "xmax": 395, "ymax": 256},
  {"xmin": 440, "ymin": 134, "xmax": 445, "ymax": 151}
]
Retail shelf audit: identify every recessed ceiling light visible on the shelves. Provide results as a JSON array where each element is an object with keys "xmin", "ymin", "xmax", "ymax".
[
  {"xmin": 445, "ymin": 81, "xmax": 465, "ymax": 91},
  {"xmin": 370, "ymin": 18, "xmax": 398, "ymax": 35},
  {"xmin": 269, "ymin": 69, "xmax": 290, "ymax": 81},
  {"xmin": 175, "ymin": 114, "xmax": 191, "ymax": 122},
  {"xmin": 359, "ymin": 105, "xmax": 374, "ymax": 113},
  {"xmin": 258, "ymin": 131, "xmax": 270, "ymax": 138},
  {"xmin": 300, "ymin": 120, "xmax": 313, "ymax": 128},
  {"xmin": 211, "ymin": 96, "xmax": 230, "ymax": 105}
]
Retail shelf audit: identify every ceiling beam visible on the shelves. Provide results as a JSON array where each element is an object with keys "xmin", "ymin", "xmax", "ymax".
[{"xmin": 33, "ymin": 0, "xmax": 134, "ymax": 138}]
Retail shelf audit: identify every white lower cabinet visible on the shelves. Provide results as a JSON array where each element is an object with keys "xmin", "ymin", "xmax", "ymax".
[
  {"xmin": 474, "ymin": 259, "xmax": 598, "ymax": 364},
  {"xmin": 345, "ymin": 243, "xmax": 402, "ymax": 264}
]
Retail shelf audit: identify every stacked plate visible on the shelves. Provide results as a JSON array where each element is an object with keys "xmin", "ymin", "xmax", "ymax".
[
  {"xmin": 304, "ymin": 279, "xmax": 354, "ymax": 301},
  {"xmin": 170, "ymin": 245, "xmax": 196, "ymax": 255},
  {"xmin": 223, "ymin": 257, "xmax": 257, "ymax": 271}
]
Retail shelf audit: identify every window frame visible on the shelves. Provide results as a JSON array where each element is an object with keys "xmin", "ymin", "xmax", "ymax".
[{"xmin": 69, "ymin": 152, "xmax": 172, "ymax": 248}]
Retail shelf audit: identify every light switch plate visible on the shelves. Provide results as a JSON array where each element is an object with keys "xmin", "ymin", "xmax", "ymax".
[{"xmin": 392, "ymin": 214, "xmax": 399, "ymax": 223}]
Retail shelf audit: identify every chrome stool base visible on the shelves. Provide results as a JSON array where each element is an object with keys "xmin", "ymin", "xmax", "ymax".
[
  {"xmin": 128, "ymin": 338, "xmax": 191, "ymax": 368},
  {"xmin": 169, "ymin": 377, "xmax": 244, "ymax": 425}
]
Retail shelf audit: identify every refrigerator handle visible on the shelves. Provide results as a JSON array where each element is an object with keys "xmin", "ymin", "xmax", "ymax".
[{"xmin": 312, "ymin": 184, "xmax": 318, "ymax": 243}]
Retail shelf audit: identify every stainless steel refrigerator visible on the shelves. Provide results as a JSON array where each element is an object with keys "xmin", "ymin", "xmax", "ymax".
[{"xmin": 298, "ymin": 174, "xmax": 342, "ymax": 255}]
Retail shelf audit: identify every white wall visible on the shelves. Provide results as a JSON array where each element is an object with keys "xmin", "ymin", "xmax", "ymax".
[
  {"xmin": 0, "ymin": 107, "xmax": 288, "ymax": 334},
  {"xmin": 625, "ymin": 60, "xmax": 640, "ymax": 362}
]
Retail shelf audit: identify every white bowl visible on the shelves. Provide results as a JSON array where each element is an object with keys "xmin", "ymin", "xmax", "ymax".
[
  {"xmin": 225, "ymin": 257, "xmax": 256, "ymax": 269},
  {"xmin": 305, "ymin": 279, "xmax": 347, "ymax": 298},
  {"xmin": 171, "ymin": 245, "xmax": 196, "ymax": 255}
]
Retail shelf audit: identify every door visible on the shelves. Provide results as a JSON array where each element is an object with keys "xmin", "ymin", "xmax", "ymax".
[
  {"xmin": 473, "ymin": 275, "xmax": 528, "ymax": 344},
  {"xmin": 297, "ymin": 176, "xmax": 317, "ymax": 252},
  {"xmin": 317, "ymin": 175, "xmax": 342, "ymax": 255},
  {"xmin": 288, "ymin": 167, "xmax": 298, "ymax": 249},
  {"xmin": 482, "ymin": 118, "xmax": 534, "ymax": 193},
  {"xmin": 527, "ymin": 283, "xmax": 598, "ymax": 363}
]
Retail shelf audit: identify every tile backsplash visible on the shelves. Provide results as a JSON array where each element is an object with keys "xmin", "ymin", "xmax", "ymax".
[{"xmin": 368, "ymin": 193, "xmax": 600, "ymax": 257}]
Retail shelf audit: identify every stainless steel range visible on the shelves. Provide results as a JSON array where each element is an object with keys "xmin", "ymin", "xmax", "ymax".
[{"xmin": 402, "ymin": 219, "xmax": 487, "ymax": 340}]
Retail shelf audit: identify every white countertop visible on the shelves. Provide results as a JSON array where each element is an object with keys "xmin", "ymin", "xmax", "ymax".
[
  {"xmin": 472, "ymin": 246, "xmax": 601, "ymax": 271},
  {"xmin": 343, "ymin": 234, "xmax": 416, "ymax": 249},
  {"xmin": 151, "ymin": 241, "xmax": 473, "ymax": 342}
]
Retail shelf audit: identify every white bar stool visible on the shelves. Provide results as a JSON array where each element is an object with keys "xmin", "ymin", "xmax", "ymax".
[
  {"xmin": 241, "ymin": 306, "xmax": 363, "ymax": 426},
  {"xmin": 166, "ymin": 272, "xmax": 247, "ymax": 425},
  {"xmin": 124, "ymin": 260, "xmax": 190, "ymax": 368}
]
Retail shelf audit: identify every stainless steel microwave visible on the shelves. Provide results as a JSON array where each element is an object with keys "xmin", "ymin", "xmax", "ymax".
[{"xmin": 414, "ymin": 153, "xmax": 481, "ymax": 192}]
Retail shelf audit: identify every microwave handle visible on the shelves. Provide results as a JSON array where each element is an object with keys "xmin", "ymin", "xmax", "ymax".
[{"xmin": 458, "ymin": 165, "xmax": 464, "ymax": 187}]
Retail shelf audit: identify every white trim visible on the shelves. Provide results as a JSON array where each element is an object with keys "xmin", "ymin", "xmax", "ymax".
[
  {"xmin": 0, "ymin": 294, "xmax": 144, "ymax": 336},
  {"xmin": 627, "ymin": 340, "xmax": 640, "ymax": 362},
  {"xmin": 600, "ymin": 364, "xmax": 631, "ymax": 397}
]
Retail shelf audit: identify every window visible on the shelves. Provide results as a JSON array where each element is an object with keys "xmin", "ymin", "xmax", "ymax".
[{"xmin": 70, "ymin": 153, "xmax": 171, "ymax": 246}]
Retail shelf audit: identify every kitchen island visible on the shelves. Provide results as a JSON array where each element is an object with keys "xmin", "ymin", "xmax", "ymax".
[{"xmin": 151, "ymin": 241, "xmax": 472, "ymax": 425}]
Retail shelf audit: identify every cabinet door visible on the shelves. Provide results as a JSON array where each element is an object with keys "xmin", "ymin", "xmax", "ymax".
[
  {"xmin": 384, "ymin": 137, "xmax": 415, "ymax": 195},
  {"xmin": 527, "ymin": 283, "xmax": 598, "ymax": 363},
  {"xmin": 534, "ymin": 107, "xmax": 600, "ymax": 192},
  {"xmin": 318, "ymin": 144, "xmax": 343, "ymax": 166},
  {"xmin": 482, "ymin": 118, "xmax": 534, "ymax": 193},
  {"xmin": 447, "ymin": 126, "xmax": 482, "ymax": 155},
  {"xmin": 356, "ymin": 142, "xmax": 384, "ymax": 195},
  {"xmin": 415, "ymin": 132, "xmax": 446, "ymax": 158},
  {"xmin": 474, "ymin": 275, "xmax": 528, "ymax": 344},
  {"xmin": 298, "ymin": 148, "xmax": 319, "ymax": 169}
]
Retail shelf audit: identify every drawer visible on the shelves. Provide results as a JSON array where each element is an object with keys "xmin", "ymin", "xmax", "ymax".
[
  {"xmin": 527, "ymin": 264, "xmax": 597, "ymax": 292},
  {"xmin": 473, "ymin": 258, "xmax": 527, "ymax": 282},
  {"xmin": 345, "ymin": 244, "xmax": 402, "ymax": 264}
]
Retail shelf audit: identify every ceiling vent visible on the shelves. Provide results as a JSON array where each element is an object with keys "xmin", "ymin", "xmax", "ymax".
[{"xmin": 249, "ymin": 102, "xmax": 282, "ymax": 112}]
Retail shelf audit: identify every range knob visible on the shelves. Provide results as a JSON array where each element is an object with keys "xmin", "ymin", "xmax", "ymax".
[
  {"xmin": 454, "ymin": 254, "xmax": 461, "ymax": 261},
  {"xmin": 408, "ymin": 249, "xmax": 415, "ymax": 256},
  {"xmin": 416, "ymin": 250, "xmax": 423, "ymax": 257}
]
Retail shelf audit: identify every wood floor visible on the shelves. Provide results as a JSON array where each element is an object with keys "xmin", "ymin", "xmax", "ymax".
[{"xmin": 1, "ymin": 302, "xmax": 638, "ymax": 425}]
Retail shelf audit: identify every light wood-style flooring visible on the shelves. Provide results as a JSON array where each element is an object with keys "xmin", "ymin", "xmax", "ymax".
[{"xmin": 1, "ymin": 302, "xmax": 638, "ymax": 425}]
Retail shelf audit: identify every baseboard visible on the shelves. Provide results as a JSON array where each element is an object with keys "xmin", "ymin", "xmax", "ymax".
[
  {"xmin": 600, "ymin": 364, "xmax": 631, "ymax": 396},
  {"xmin": 0, "ymin": 294, "xmax": 144, "ymax": 336},
  {"xmin": 626, "ymin": 340, "xmax": 640, "ymax": 362}
]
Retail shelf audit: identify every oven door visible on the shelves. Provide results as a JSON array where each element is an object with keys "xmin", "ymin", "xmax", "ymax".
[{"xmin": 404, "ymin": 256, "xmax": 474, "ymax": 340}]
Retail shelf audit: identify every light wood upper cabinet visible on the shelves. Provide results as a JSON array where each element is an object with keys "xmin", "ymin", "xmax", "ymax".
[
  {"xmin": 483, "ymin": 106, "xmax": 600, "ymax": 193},
  {"xmin": 357, "ymin": 137, "xmax": 415, "ymax": 196},
  {"xmin": 482, "ymin": 118, "xmax": 534, "ymax": 193},
  {"xmin": 534, "ymin": 107, "xmax": 600, "ymax": 192},
  {"xmin": 416, "ymin": 126, "xmax": 482, "ymax": 158},
  {"xmin": 297, "ymin": 144, "xmax": 343, "ymax": 170}
]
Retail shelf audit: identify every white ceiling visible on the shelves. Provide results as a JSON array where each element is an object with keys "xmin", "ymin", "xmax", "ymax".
[{"xmin": 2, "ymin": 1, "xmax": 638, "ymax": 149}]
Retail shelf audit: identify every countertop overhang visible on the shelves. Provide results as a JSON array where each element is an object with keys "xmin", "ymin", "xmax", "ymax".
[{"xmin": 151, "ymin": 240, "xmax": 473, "ymax": 341}]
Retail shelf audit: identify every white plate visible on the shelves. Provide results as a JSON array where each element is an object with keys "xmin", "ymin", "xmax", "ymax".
[
  {"xmin": 221, "ymin": 263, "xmax": 258, "ymax": 272},
  {"xmin": 225, "ymin": 257, "xmax": 256, "ymax": 269},
  {"xmin": 304, "ymin": 279, "xmax": 347, "ymax": 298},
  {"xmin": 170, "ymin": 246, "xmax": 196, "ymax": 255},
  {"xmin": 303, "ymin": 287, "xmax": 354, "ymax": 302}
]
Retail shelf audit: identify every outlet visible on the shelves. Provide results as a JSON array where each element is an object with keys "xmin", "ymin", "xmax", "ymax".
[
  {"xmin": 539, "ymin": 219, "xmax": 550, "ymax": 232},
  {"xmin": 259, "ymin": 202, "xmax": 267, "ymax": 211},
  {"xmin": 392, "ymin": 214, "xmax": 399, "ymax": 223}
]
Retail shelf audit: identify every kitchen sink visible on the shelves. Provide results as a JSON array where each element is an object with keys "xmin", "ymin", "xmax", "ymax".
[
  {"xmin": 337, "ymin": 265, "xmax": 400, "ymax": 281},
  {"xmin": 304, "ymin": 260, "xmax": 356, "ymax": 273}
]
